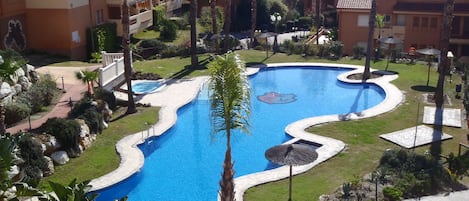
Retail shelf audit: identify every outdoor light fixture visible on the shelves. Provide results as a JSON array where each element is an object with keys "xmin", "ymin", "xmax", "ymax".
[{"xmin": 270, "ymin": 12, "xmax": 282, "ymax": 53}]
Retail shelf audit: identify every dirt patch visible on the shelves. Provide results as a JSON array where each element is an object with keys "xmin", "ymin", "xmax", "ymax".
[{"xmin": 347, "ymin": 73, "xmax": 383, "ymax": 80}]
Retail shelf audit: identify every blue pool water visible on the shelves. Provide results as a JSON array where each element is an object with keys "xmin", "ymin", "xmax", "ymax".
[
  {"xmin": 96, "ymin": 66, "xmax": 386, "ymax": 201},
  {"xmin": 131, "ymin": 80, "xmax": 164, "ymax": 94}
]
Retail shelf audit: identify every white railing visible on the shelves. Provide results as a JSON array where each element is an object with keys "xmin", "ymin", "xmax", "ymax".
[{"xmin": 99, "ymin": 51, "xmax": 131, "ymax": 90}]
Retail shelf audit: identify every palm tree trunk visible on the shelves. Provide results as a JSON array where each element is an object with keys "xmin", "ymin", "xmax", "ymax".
[
  {"xmin": 211, "ymin": 0, "xmax": 217, "ymax": 34},
  {"xmin": 220, "ymin": 119, "xmax": 235, "ymax": 201},
  {"xmin": 315, "ymin": 0, "xmax": 320, "ymax": 45},
  {"xmin": 250, "ymin": 0, "xmax": 257, "ymax": 49},
  {"xmin": 190, "ymin": 0, "xmax": 198, "ymax": 68},
  {"xmin": 122, "ymin": 0, "xmax": 137, "ymax": 114},
  {"xmin": 435, "ymin": 0, "xmax": 454, "ymax": 108},
  {"xmin": 364, "ymin": 0, "xmax": 376, "ymax": 81},
  {"xmin": 223, "ymin": 0, "xmax": 232, "ymax": 53}
]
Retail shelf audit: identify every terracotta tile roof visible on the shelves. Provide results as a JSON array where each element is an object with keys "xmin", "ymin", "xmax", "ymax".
[{"xmin": 336, "ymin": 0, "xmax": 371, "ymax": 9}]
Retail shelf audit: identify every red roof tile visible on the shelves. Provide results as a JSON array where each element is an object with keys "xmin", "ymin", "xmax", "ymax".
[{"xmin": 337, "ymin": 0, "xmax": 371, "ymax": 9}]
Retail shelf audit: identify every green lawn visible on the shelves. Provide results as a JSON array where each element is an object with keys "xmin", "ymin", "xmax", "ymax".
[
  {"xmin": 39, "ymin": 106, "xmax": 159, "ymax": 191},
  {"xmin": 38, "ymin": 49, "xmax": 468, "ymax": 200}
]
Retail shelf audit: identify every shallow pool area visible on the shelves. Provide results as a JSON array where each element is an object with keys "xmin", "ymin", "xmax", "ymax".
[
  {"xmin": 122, "ymin": 80, "xmax": 165, "ymax": 94},
  {"xmin": 93, "ymin": 65, "xmax": 392, "ymax": 201}
]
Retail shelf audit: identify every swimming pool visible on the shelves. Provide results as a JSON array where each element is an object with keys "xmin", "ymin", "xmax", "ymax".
[
  {"xmin": 123, "ymin": 80, "xmax": 165, "ymax": 94},
  {"xmin": 95, "ymin": 66, "xmax": 387, "ymax": 201}
]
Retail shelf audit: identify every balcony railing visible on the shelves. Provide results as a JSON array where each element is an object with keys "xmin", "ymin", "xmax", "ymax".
[{"xmin": 111, "ymin": 9, "xmax": 153, "ymax": 36}]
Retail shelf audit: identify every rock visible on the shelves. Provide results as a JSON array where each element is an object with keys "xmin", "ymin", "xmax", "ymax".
[
  {"xmin": 13, "ymin": 84, "xmax": 21, "ymax": 95},
  {"xmin": 7, "ymin": 165, "xmax": 20, "ymax": 179},
  {"xmin": 18, "ymin": 76, "xmax": 31, "ymax": 91},
  {"xmin": 0, "ymin": 82, "xmax": 12, "ymax": 99},
  {"xmin": 76, "ymin": 119, "xmax": 90, "ymax": 138},
  {"xmin": 50, "ymin": 151, "xmax": 69, "ymax": 165},
  {"xmin": 80, "ymin": 135, "xmax": 93, "ymax": 150},
  {"xmin": 43, "ymin": 156, "xmax": 54, "ymax": 177},
  {"xmin": 36, "ymin": 134, "xmax": 60, "ymax": 155},
  {"xmin": 8, "ymin": 68, "xmax": 25, "ymax": 84}
]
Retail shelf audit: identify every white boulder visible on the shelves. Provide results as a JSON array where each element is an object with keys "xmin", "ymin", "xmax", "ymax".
[{"xmin": 50, "ymin": 151, "xmax": 69, "ymax": 165}]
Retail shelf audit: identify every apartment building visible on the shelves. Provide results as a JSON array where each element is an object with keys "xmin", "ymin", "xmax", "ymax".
[
  {"xmin": 336, "ymin": 0, "xmax": 469, "ymax": 58},
  {"xmin": 0, "ymin": 0, "xmax": 153, "ymax": 60}
]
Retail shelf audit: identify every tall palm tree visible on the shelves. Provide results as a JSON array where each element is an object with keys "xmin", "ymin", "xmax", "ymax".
[
  {"xmin": 190, "ymin": 0, "xmax": 198, "ymax": 68},
  {"xmin": 250, "ymin": 0, "xmax": 257, "ymax": 49},
  {"xmin": 122, "ymin": 0, "xmax": 137, "ymax": 114},
  {"xmin": 210, "ymin": 0, "xmax": 218, "ymax": 34},
  {"xmin": 435, "ymin": 0, "xmax": 454, "ymax": 108},
  {"xmin": 208, "ymin": 52, "xmax": 251, "ymax": 201},
  {"xmin": 374, "ymin": 14, "xmax": 385, "ymax": 62},
  {"xmin": 363, "ymin": 0, "xmax": 377, "ymax": 80},
  {"xmin": 75, "ymin": 70, "xmax": 98, "ymax": 95},
  {"xmin": 223, "ymin": 0, "xmax": 232, "ymax": 53}
]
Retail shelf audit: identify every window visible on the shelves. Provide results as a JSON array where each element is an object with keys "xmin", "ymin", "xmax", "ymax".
[
  {"xmin": 396, "ymin": 15, "xmax": 406, "ymax": 26},
  {"xmin": 412, "ymin": 17, "xmax": 420, "ymax": 30},
  {"xmin": 384, "ymin": 15, "xmax": 391, "ymax": 25},
  {"xmin": 421, "ymin": 17, "xmax": 429, "ymax": 30},
  {"xmin": 357, "ymin": 15, "xmax": 369, "ymax": 27},
  {"xmin": 430, "ymin": 17, "xmax": 438, "ymax": 30},
  {"xmin": 96, "ymin": 9, "xmax": 104, "ymax": 25}
]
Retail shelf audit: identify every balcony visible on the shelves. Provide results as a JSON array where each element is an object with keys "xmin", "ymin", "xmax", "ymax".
[
  {"xmin": 374, "ymin": 26, "xmax": 406, "ymax": 40},
  {"xmin": 111, "ymin": 9, "xmax": 153, "ymax": 36}
]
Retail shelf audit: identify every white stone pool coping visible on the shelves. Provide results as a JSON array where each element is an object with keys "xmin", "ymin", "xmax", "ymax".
[{"xmin": 90, "ymin": 63, "xmax": 404, "ymax": 201}]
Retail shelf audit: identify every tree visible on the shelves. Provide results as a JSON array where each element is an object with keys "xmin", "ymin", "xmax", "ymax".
[
  {"xmin": 363, "ymin": 0, "xmax": 377, "ymax": 80},
  {"xmin": 374, "ymin": 14, "xmax": 385, "ymax": 62},
  {"xmin": 122, "ymin": 0, "xmax": 137, "ymax": 114},
  {"xmin": 207, "ymin": 52, "xmax": 251, "ymax": 201},
  {"xmin": 210, "ymin": 0, "xmax": 218, "ymax": 34},
  {"xmin": 190, "ymin": 0, "xmax": 198, "ymax": 68},
  {"xmin": 222, "ymin": 0, "xmax": 232, "ymax": 53},
  {"xmin": 0, "ymin": 49, "xmax": 27, "ymax": 84},
  {"xmin": 250, "ymin": 0, "xmax": 257, "ymax": 49},
  {"xmin": 47, "ymin": 179, "xmax": 98, "ymax": 201},
  {"xmin": 75, "ymin": 70, "xmax": 98, "ymax": 96},
  {"xmin": 435, "ymin": 0, "xmax": 454, "ymax": 108}
]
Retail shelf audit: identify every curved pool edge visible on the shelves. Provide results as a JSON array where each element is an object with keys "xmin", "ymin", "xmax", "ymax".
[
  {"xmin": 89, "ymin": 76, "xmax": 209, "ymax": 191},
  {"xmin": 89, "ymin": 63, "xmax": 404, "ymax": 201},
  {"xmin": 233, "ymin": 63, "xmax": 403, "ymax": 201}
]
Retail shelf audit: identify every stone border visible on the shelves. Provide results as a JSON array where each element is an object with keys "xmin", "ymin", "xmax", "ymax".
[{"xmin": 90, "ymin": 63, "xmax": 404, "ymax": 201}]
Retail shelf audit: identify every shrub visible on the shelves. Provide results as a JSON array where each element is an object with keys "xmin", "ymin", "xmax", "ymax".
[
  {"xmin": 159, "ymin": 20, "xmax": 178, "ymax": 41},
  {"xmin": 4, "ymin": 102, "xmax": 31, "ymax": 125},
  {"xmin": 139, "ymin": 39, "xmax": 168, "ymax": 59},
  {"xmin": 352, "ymin": 46, "xmax": 365, "ymax": 59},
  {"xmin": 41, "ymin": 118, "xmax": 81, "ymax": 156},
  {"xmin": 94, "ymin": 88, "xmax": 117, "ymax": 110},
  {"xmin": 160, "ymin": 45, "xmax": 186, "ymax": 58},
  {"xmin": 68, "ymin": 96, "xmax": 94, "ymax": 119},
  {"xmin": 152, "ymin": 5, "xmax": 166, "ymax": 30},
  {"xmin": 383, "ymin": 186, "xmax": 402, "ymax": 201},
  {"xmin": 78, "ymin": 108, "xmax": 104, "ymax": 134},
  {"xmin": 18, "ymin": 134, "xmax": 48, "ymax": 187}
]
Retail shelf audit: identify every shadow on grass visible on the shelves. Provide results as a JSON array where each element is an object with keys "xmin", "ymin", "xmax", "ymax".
[
  {"xmin": 411, "ymin": 85, "xmax": 436, "ymax": 92},
  {"xmin": 168, "ymin": 58, "xmax": 211, "ymax": 79},
  {"xmin": 246, "ymin": 62, "xmax": 267, "ymax": 68},
  {"xmin": 372, "ymin": 70, "xmax": 399, "ymax": 76}
]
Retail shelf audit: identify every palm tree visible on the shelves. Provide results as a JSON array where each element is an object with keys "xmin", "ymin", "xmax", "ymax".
[
  {"xmin": 0, "ymin": 49, "xmax": 27, "ymax": 84},
  {"xmin": 47, "ymin": 179, "xmax": 98, "ymax": 201},
  {"xmin": 222, "ymin": 0, "xmax": 232, "ymax": 53},
  {"xmin": 207, "ymin": 52, "xmax": 251, "ymax": 201},
  {"xmin": 190, "ymin": 0, "xmax": 198, "ymax": 68},
  {"xmin": 315, "ymin": 0, "xmax": 321, "ymax": 45},
  {"xmin": 374, "ymin": 14, "xmax": 385, "ymax": 62},
  {"xmin": 122, "ymin": 0, "xmax": 137, "ymax": 114},
  {"xmin": 250, "ymin": 0, "xmax": 257, "ymax": 49},
  {"xmin": 435, "ymin": 0, "xmax": 454, "ymax": 108},
  {"xmin": 74, "ymin": 70, "xmax": 98, "ymax": 96},
  {"xmin": 210, "ymin": 0, "xmax": 218, "ymax": 34},
  {"xmin": 363, "ymin": 0, "xmax": 377, "ymax": 80}
]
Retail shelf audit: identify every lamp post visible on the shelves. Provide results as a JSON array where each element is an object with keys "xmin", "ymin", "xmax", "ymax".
[{"xmin": 270, "ymin": 12, "xmax": 281, "ymax": 54}]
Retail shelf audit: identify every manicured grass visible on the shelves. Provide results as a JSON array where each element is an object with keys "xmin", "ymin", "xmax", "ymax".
[{"xmin": 39, "ymin": 106, "xmax": 159, "ymax": 191}]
